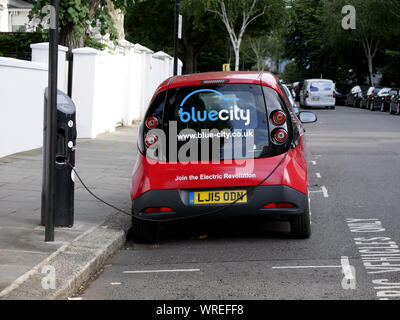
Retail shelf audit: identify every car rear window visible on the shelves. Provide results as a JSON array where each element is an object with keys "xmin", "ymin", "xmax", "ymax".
[
  {"xmin": 142, "ymin": 83, "xmax": 292, "ymax": 162},
  {"xmin": 310, "ymin": 81, "xmax": 333, "ymax": 92}
]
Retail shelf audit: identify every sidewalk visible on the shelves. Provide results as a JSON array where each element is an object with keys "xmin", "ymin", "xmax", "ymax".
[{"xmin": 0, "ymin": 125, "xmax": 138, "ymax": 299}]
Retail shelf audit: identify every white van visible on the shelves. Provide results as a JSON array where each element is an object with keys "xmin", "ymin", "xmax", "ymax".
[{"xmin": 300, "ymin": 79, "xmax": 336, "ymax": 109}]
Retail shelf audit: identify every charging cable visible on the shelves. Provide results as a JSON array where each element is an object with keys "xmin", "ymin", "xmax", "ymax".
[{"xmin": 67, "ymin": 143, "xmax": 292, "ymax": 223}]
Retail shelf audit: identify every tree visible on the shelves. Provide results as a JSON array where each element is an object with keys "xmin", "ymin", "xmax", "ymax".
[
  {"xmin": 316, "ymin": 0, "xmax": 398, "ymax": 85},
  {"xmin": 29, "ymin": 0, "xmax": 138, "ymax": 50},
  {"xmin": 204, "ymin": 0, "xmax": 285, "ymax": 71},
  {"xmin": 124, "ymin": 0, "xmax": 228, "ymax": 73}
]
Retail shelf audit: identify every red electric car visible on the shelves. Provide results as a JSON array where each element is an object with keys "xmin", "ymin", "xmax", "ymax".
[{"xmin": 130, "ymin": 72, "xmax": 317, "ymax": 242}]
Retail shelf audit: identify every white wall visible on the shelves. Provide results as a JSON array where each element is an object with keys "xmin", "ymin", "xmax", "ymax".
[
  {"xmin": 0, "ymin": 40, "xmax": 182, "ymax": 157},
  {"xmin": 0, "ymin": 57, "xmax": 47, "ymax": 157},
  {"xmin": 72, "ymin": 42, "xmax": 181, "ymax": 139}
]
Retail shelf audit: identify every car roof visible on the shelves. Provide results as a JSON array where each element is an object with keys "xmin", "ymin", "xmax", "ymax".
[
  {"xmin": 305, "ymin": 79, "xmax": 334, "ymax": 82},
  {"xmin": 154, "ymin": 71, "xmax": 281, "ymax": 95}
]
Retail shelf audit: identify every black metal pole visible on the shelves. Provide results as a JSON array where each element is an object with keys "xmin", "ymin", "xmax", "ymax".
[
  {"xmin": 44, "ymin": 0, "xmax": 59, "ymax": 242},
  {"xmin": 67, "ymin": 49, "xmax": 73, "ymax": 98},
  {"xmin": 173, "ymin": 0, "xmax": 180, "ymax": 76}
]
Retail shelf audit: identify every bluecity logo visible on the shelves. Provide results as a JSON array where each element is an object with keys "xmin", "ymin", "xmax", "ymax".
[{"xmin": 178, "ymin": 89, "xmax": 251, "ymax": 126}]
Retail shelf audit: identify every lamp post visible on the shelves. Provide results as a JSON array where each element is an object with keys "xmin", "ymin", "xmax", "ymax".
[
  {"xmin": 43, "ymin": 0, "xmax": 59, "ymax": 241},
  {"xmin": 173, "ymin": 0, "xmax": 181, "ymax": 76}
]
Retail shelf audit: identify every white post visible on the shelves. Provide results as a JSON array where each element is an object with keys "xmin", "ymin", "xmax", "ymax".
[
  {"xmin": 30, "ymin": 42, "xmax": 68, "ymax": 92},
  {"xmin": 71, "ymin": 48, "xmax": 98, "ymax": 139}
]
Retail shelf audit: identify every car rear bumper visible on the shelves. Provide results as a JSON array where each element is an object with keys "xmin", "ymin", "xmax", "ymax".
[
  {"xmin": 305, "ymin": 99, "xmax": 335, "ymax": 107},
  {"xmin": 131, "ymin": 185, "xmax": 308, "ymax": 223}
]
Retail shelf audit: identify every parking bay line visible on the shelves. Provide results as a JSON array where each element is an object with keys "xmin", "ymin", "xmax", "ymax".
[
  {"xmin": 272, "ymin": 256, "xmax": 355, "ymax": 280},
  {"xmin": 309, "ymin": 186, "xmax": 329, "ymax": 198},
  {"xmin": 123, "ymin": 269, "xmax": 201, "ymax": 274}
]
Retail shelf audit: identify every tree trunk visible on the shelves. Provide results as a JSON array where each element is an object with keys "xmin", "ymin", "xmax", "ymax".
[
  {"xmin": 185, "ymin": 42, "xmax": 194, "ymax": 74},
  {"xmin": 59, "ymin": 22, "xmax": 85, "ymax": 50},
  {"xmin": 367, "ymin": 55, "xmax": 374, "ymax": 86}
]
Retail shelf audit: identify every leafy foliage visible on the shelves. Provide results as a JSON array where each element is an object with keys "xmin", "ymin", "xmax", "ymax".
[
  {"xmin": 0, "ymin": 32, "xmax": 47, "ymax": 59},
  {"xmin": 29, "ymin": 0, "xmax": 138, "ymax": 49},
  {"xmin": 284, "ymin": 0, "xmax": 400, "ymax": 86}
]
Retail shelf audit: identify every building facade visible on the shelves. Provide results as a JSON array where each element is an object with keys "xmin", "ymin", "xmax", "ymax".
[{"xmin": 0, "ymin": 0, "xmax": 33, "ymax": 32}]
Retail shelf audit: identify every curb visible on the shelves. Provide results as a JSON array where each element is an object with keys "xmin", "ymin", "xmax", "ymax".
[{"xmin": 0, "ymin": 212, "xmax": 131, "ymax": 300}]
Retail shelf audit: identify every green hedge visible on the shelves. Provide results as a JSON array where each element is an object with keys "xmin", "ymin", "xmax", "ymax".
[{"xmin": 0, "ymin": 32, "xmax": 48, "ymax": 60}]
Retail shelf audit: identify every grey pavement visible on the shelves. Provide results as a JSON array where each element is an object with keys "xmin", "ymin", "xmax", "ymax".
[{"xmin": 0, "ymin": 125, "xmax": 138, "ymax": 299}]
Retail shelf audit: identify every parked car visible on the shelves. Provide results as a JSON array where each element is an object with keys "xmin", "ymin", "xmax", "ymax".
[
  {"xmin": 130, "ymin": 71, "xmax": 317, "ymax": 242},
  {"xmin": 375, "ymin": 88, "xmax": 400, "ymax": 112},
  {"xmin": 335, "ymin": 83, "xmax": 352, "ymax": 106},
  {"xmin": 389, "ymin": 91, "xmax": 400, "ymax": 115},
  {"xmin": 299, "ymin": 79, "xmax": 336, "ymax": 109},
  {"xmin": 346, "ymin": 85, "xmax": 363, "ymax": 107},
  {"xmin": 360, "ymin": 86, "xmax": 383, "ymax": 110},
  {"xmin": 370, "ymin": 88, "xmax": 391, "ymax": 111},
  {"xmin": 335, "ymin": 90, "xmax": 346, "ymax": 106},
  {"xmin": 281, "ymin": 82, "xmax": 300, "ymax": 115}
]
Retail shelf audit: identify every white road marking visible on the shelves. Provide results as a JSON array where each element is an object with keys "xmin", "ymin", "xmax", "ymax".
[
  {"xmin": 311, "ymin": 161, "xmax": 317, "ymax": 165},
  {"xmin": 341, "ymin": 256, "xmax": 355, "ymax": 280},
  {"xmin": 316, "ymin": 173, "xmax": 322, "ymax": 178},
  {"xmin": 272, "ymin": 265, "xmax": 341, "ymax": 269},
  {"xmin": 123, "ymin": 269, "xmax": 200, "ymax": 274},
  {"xmin": 321, "ymin": 186, "xmax": 329, "ymax": 198}
]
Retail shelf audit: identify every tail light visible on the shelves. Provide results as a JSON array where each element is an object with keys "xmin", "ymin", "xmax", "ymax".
[
  {"xmin": 273, "ymin": 129, "xmax": 288, "ymax": 144},
  {"xmin": 144, "ymin": 207, "xmax": 173, "ymax": 213},
  {"xmin": 144, "ymin": 134, "xmax": 158, "ymax": 147},
  {"xmin": 145, "ymin": 116, "xmax": 159, "ymax": 129},
  {"xmin": 305, "ymin": 90, "xmax": 309, "ymax": 98},
  {"xmin": 387, "ymin": 95, "xmax": 392, "ymax": 100},
  {"xmin": 370, "ymin": 93, "xmax": 375, "ymax": 98},
  {"xmin": 272, "ymin": 111, "xmax": 286, "ymax": 126},
  {"xmin": 263, "ymin": 203, "xmax": 296, "ymax": 209},
  {"xmin": 333, "ymin": 91, "xmax": 336, "ymax": 99}
]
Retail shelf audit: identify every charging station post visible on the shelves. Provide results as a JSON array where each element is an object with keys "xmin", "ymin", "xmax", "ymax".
[{"xmin": 42, "ymin": 0, "xmax": 59, "ymax": 242}]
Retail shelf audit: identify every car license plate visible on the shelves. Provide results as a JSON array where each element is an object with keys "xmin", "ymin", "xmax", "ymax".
[
  {"xmin": 189, "ymin": 190, "xmax": 247, "ymax": 205},
  {"xmin": 312, "ymin": 98, "xmax": 320, "ymax": 101}
]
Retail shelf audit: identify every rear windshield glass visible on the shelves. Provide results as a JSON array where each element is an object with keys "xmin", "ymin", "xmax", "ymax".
[
  {"xmin": 310, "ymin": 81, "xmax": 333, "ymax": 92},
  {"xmin": 162, "ymin": 84, "xmax": 268, "ymax": 161}
]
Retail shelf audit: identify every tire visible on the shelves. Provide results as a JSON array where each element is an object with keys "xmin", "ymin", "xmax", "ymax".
[
  {"xmin": 396, "ymin": 103, "xmax": 400, "ymax": 115},
  {"xmin": 390, "ymin": 103, "xmax": 394, "ymax": 115},
  {"xmin": 369, "ymin": 101, "xmax": 374, "ymax": 111},
  {"xmin": 131, "ymin": 218, "xmax": 159, "ymax": 243},
  {"xmin": 331, "ymin": 105, "xmax": 335, "ymax": 110},
  {"xmin": 290, "ymin": 195, "xmax": 311, "ymax": 239},
  {"xmin": 380, "ymin": 102, "xmax": 385, "ymax": 112}
]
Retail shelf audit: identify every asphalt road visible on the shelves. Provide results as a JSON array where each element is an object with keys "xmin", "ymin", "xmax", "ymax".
[{"xmin": 76, "ymin": 105, "xmax": 400, "ymax": 300}]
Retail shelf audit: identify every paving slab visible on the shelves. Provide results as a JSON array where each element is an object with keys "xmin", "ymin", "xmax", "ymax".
[{"xmin": 0, "ymin": 125, "xmax": 137, "ymax": 299}]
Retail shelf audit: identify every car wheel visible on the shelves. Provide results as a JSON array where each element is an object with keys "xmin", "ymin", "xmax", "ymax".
[
  {"xmin": 353, "ymin": 100, "xmax": 357, "ymax": 108},
  {"xmin": 369, "ymin": 101, "xmax": 374, "ymax": 111},
  {"xmin": 396, "ymin": 103, "xmax": 400, "ymax": 115},
  {"xmin": 131, "ymin": 218, "xmax": 159, "ymax": 243},
  {"xmin": 380, "ymin": 102, "xmax": 385, "ymax": 112},
  {"xmin": 290, "ymin": 195, "xmax": 311, "ymax": 239},
  {"xmin": 390, "ymin": 104, "xmax": 394, "ymax": 115},
  {"xmin": 331, "ymin": 105, "xmax": 335, "ymax": 110}
]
